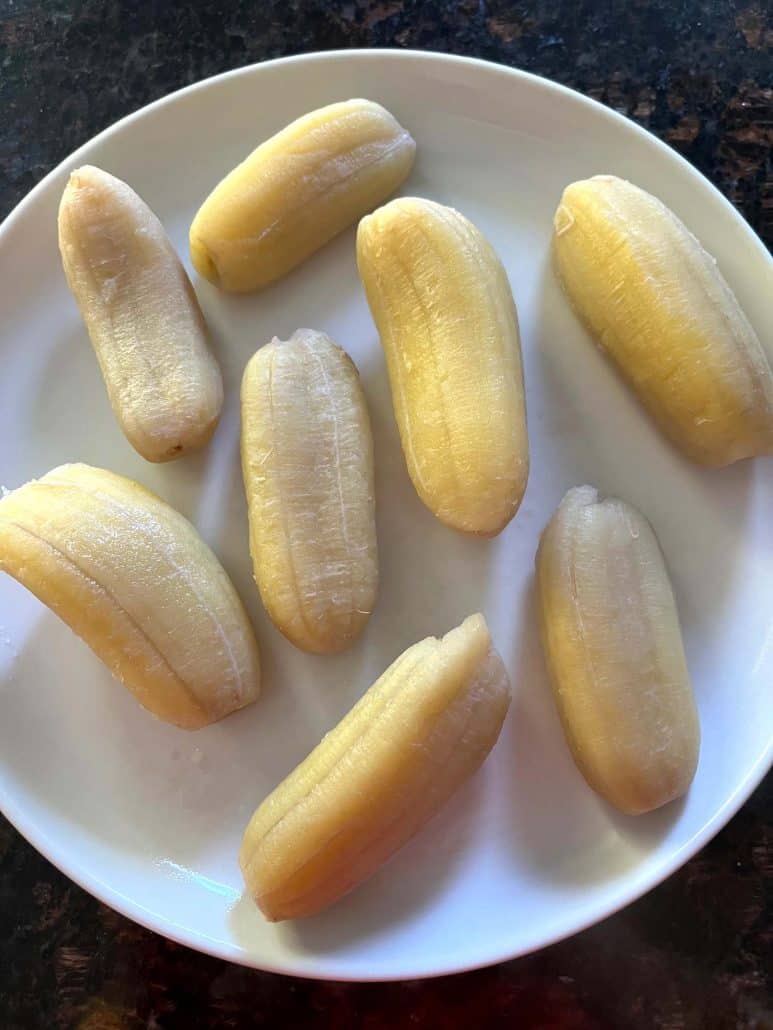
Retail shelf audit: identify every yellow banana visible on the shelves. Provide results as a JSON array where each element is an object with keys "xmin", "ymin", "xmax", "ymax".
[
  {"xmin": 536, "ymin": 486, "xmax": 700, "ymax": 814},
  {"xmin": 190, "ymin": 99, "xmax": 416, "ymax": 292},
  {"xmin": 553, "ymin": 175, "xmax": 773, "ymax": 466},
  {"xmin": 241, "ymin": 329, "xmax": 378, "ymax": 655},
  {"xmin": 239, "ymin": 613, "xmax": 510, "ymax": 920},
  {"xmin": 357, "ymin": 197, "xmax": 528, "ymax": 536},
  {"xmin": 58, "ymin": 165, "xmax": 223, "ymax": 463},
  {"xmin": 0, "ymin": 464, "xmax": 260, "ymax": 729}
]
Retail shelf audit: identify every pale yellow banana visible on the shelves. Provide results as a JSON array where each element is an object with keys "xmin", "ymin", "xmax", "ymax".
[
  {"xmin": 190, "ymin": 99, "xmax": 416, "ymax": 292},
  {"xmin": 536, "ymin": 486, "xmax": 700, "ymax": 814},
  {"xmin": 357, "ymin": 197, "xmax": 528, "ymax": 536},
  {"xmin": 239, "ymin": 613, "xmax": 510, "ymax": 920},
  {"xmin": 0, "ymin": 464, "xmax": 260, "ymax": 729},
  {"xmin": 241, "ymin": 329, "xmax": 378, "ymax": 655},
  {"xmin": 58, "ymin": 165, "xmax": 223, "ymax": 463},
  {"xmin": 553, "ymin": 175, "xmax": 773, "ymax": 466}
]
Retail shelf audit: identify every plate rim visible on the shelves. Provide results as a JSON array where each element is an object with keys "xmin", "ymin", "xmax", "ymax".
[{"xmin": 0, "ymin": 47, "xmax": 771, "ymax": 982}]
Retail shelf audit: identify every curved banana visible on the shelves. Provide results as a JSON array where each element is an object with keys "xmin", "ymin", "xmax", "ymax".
[
  {"xmin": 536, "ymin": 486, "xmax": 700, "ymax": 814},
  {"xmin": 241, "ymin": 329, "xmax": 378, "ymax": 655},
  {"xmin": 0, "ymin": 464, "xmax": 261, "ymax": 729},
  {"xmin": 239, "ymin": 614, "xmax": 510, "ymax": 921},
  {"xmin": 190, "ymin": 99, "xmax": 416, "ymax": 292},
  {"xmin": 553, "ymin": 175, "xmax": 773, "ymax": 466},
  {"xmin": 58, "ymin": 165, "xmax": 223, "ymax": 463},
  {"xmin": 357, "ymin": 197, "xmax": 528, "ymax": 536}
]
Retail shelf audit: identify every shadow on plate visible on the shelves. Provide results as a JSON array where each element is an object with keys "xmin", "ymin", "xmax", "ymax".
[
  {"xmin": 191, "ymin": 220, "xmax": 365, "ymax": 356},
  {"xmin": 0, "ymin": 606, "xmax": 341, "ymax": 863},
  {"xmin": 359, "ymin": 340, "xmax": 497, "ymax": 653},
  {"xmin": 26, "ymin": 316, "xmax": 245, "ymax": 545},
  {"xmin": 228, "ymin": 760, "xmax": 491, "ymax": 955},
  {"xmin": 25, "ymin": 319, "xmax": 122, "ymax": 474}
]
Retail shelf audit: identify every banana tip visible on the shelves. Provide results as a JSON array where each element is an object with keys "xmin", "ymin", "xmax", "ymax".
[{"xmin": 190, "ymin": 235, "xmax": 221, "ymax": 286}]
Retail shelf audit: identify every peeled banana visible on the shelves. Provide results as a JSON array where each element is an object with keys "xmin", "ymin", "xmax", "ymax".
[
  {"xmin": 0, "ymin": 463, "xmax": 260, "ymax": 729},
  {"xmin": 190, "ymin": 99, "xmax": 416, "ymax": 292},
  {"xmin": 536, "ymin": 486, "xmax": 700, "ymax": 814},
  {"xmin": 241, "ymin": 329, "xmax": 378, "ymax": 655},
  {"xmin": 357, "ymin": 197, "xmax": 528, "ymax": 536},
  {"xmin": 239, "ymin": 613, "xmax": 510, "ymax": 920},
  {"xmin": 58, "ymin": 165, "xmax": 223, "ymax": 463},
  {"xmin": 553, "ymin": 175, "xmax": 773, "ymax": 466}
]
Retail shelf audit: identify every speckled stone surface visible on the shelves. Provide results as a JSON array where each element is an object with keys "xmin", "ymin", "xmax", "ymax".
[{"xmin": 0, "ymin": 2, "xmax": 771, "ymax": 1027}]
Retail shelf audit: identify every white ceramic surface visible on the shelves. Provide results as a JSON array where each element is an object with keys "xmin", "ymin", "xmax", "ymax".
[{"xmin": 0, "ymin": 50, "xmax": 771, "ymax": 982}]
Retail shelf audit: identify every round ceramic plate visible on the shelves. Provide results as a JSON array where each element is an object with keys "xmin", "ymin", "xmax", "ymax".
[{"xmin": 0, "ymin": 50, "xmax": 771, "ymax": 982}]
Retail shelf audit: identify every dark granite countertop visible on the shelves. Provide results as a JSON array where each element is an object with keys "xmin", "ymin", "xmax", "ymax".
[{"xmin": 0, "ymin": 2, "xmax": 771, "ymax": 1027}]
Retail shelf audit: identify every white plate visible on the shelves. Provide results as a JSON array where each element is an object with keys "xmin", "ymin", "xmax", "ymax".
[{"xmin": 0, "ymin": 50, "xmax": 771, "ymax": 982}]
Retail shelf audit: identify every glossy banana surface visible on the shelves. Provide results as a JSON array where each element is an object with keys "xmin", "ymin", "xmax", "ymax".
[
  {"xmin": 240, "ymin": 614, "xmax": 510, "ymax": 920},
  {"xmin": 190, "ymin": 99, "xmax": 415, "ymax": 292},
  {"xmin": 553, "ymin": 175, "xmax": 773, "ymax": 466},
  {"xmin": 357, "ymin": 197, "xmax": 528, "ymax": 535},
  {"xmin": 0, "ymin": 464, "xmax": 260, "ymax": 728}
]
